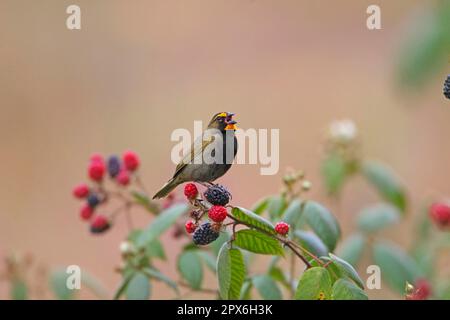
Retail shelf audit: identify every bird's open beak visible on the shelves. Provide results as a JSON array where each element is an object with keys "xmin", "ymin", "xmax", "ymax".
[{"xmin": 225, "ymin": 118, "xmax": 238, "ymax": 130}]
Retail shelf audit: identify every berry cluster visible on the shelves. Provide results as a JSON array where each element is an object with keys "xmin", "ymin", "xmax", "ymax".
[
  {"xmin": 444, "ymin": 74, "xmax": 450, "ymax": 100},
  {"xmin": 182, "ymin": 183, "xmax": 231, "ymax": 245},
  {"xmin": 72, "ymin": 151, "xmax": 141, "ymax": 234},
  {"xmin": 429, "ymin": 202, "xmax": 450, "ymax": 230}
]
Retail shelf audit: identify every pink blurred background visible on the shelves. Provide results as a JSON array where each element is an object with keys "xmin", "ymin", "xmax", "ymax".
[{"xmin": 0, "ymin": 0, "xmax": 449, "ymax": 299}]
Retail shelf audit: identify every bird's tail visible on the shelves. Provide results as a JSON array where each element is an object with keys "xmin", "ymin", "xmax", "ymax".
[{"xmin": 152, "ymin": 178, "xmax": 180, "ymax": 199}]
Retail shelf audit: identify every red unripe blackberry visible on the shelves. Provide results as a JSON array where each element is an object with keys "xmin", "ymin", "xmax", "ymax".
[
  {"xmin": 80, "ymin": 204, "xmax": 94, "ymax": 220},
  {"xmin": 429, "ymin": 202, "xmax": 450, "ymax": 229},
  {"xmin": 406, "ymin": 279, "xmax": 432, "ymax": 300},
  {"xmin": 185, "ymin": 221, "xmax": 196, "ymax": 234},
  {"xmin": 117, "ymin": 170, "xmax": 130, "ymax": 186},
  {"xmin": 123, "ymin": 151, "xmax": 140, "ymax": 171},
  {"xmin": 192, "ymin": 222, "xmax": 220, "ymax": 245},
  {"xmin": 204, "ymin": 184, "xmax": 230, "ymax": 206},
  {"xmin": 73, "ymin": 183, "xmax": 89, "ymax": 198},
  {"xmin": 90, "ymin": 215, "xmax": 110, "ymax": 234},
  {"xmin": 88, "ymin": 161, "xmax": 105, "ymax": 181},
  {"xmin": 275, "ymin": 221, "xmax": 290, "ymax": 235},
  {"xmin": 208, "ymin": 205, "xmax": 227, "ymax": 223},
  {"xmin": 184, "ymin": 183, "xmax": 198, "ymax": 199}
]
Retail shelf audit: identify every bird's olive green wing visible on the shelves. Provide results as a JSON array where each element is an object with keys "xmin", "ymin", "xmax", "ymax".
[{"xmin": 172, "ymin": 134, "xmax": 216, "ymax": 178}]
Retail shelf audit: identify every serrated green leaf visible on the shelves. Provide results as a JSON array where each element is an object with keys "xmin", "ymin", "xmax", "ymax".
[
  {"xmin": 126, "ymin": 272, "xmax": 151, "ymax": 300},
  {"xmin": 217, "ymin": 243, "xmax": 245, "ymax": 300},
  {"xmin": 329, "ymin": 253, "xmax": 364, "ymax": 289},
  {"xmin": 253, "ymin": 275, "xmax": 282, "ymax": 300},
  {"xmin": 234, "ymin": 229, "xmax": 284, "ymax": 255},
  {"xmin": 141, "ymin": 267, "xmax": 178, "ymax": 294},
  {"xmin": 322, "ymin": 154, "xmax": 347, "ymax": 195},
  {"xmin": 50, "ymin": 270, "xmax": 74, "ymax": 300},
  {"xmin": 373, "ymin": 241, "xmax": 422, "ymax": 293},
  {"xmin": 295, "ymin": 267, "xmax": 332, "ymax": 300},
  {"xmin": 178, "ymin": 250, "xmax": 203, "ymax": 290},
  {"xmin": 251, "ymin": 197, "xmax": 270, "ymax": 215},
  {"xmin": 362, "ymin": 161, "xmax": 407, "ymax": 212},
  {"xmin": 131, "ymin": 191, "xmax": 159, "ymax": 214},
  {"xmin": 137, "ymin": 204, "xmax": 188, "ymax": 248},
  {"xmin": 294, "ymin": 230, "xmax": 329, "ymax": 257},
  {"xmin": 357, "ymin": 203, "xmax": 401, "ymax": 233},
  {"xmin": 232, "ymin": 207, "xmax": 276, "ymax": 235},
  {"xmin": 303, "ymin": 201, "xmax": 341, "ymax": 251},
  {"xmin": 332, "ymin": 279, "xmax": 368, "ymax": 300},
  {"xmin": 337, "ymin": 233, "xmax": 366, "ymax": 267}
]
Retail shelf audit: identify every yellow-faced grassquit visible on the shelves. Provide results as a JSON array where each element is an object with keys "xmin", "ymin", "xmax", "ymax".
[{"xmin": 152, "ymin": 112, "xmax": 238, "ymax": 199}]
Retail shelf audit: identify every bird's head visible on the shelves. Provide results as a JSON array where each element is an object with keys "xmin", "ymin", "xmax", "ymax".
[{"xmin": 207, "ymin": 112, "xmax": 238, "ymax": 131}]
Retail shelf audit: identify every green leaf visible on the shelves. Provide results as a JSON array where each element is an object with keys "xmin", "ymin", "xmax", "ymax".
[
  {"xmin": 267, "ymin": 195, "xmax": 287, "ymax": 219},
  {"xmin": 232, "ymin": 207, "xmax": 276, "ymax": 235},
  {"xmin": 50, "ymin": 270, "xmax": 74, "ymax": 300},
  {"xmin": 141, "ymin": 267, "xmax": 178, "ymax": 294},
  {"xmin": 328, "ymin": 253, "xmax": 364, "ymax": 289},
  {"xmin": 362, "ymin": 161, "xmax": 407, "ymax": 212},
  {"xmin": 131, "ymin": 191, "xmax": 159, "ymax": 214},
  {"xmin": 373, "ymin": 241, "xmax": 422, "ymax": 293},
  {"xmin": 268, "ymin": 266, "xmax": 290, "ymax": 290},
  {"xmin": 332, "ymin": 279, "xmax": 368, "ymax": 300},
  {"xmin": 113, "ymin": 272, "xmax": 135, "ymax": 300},
  {"xmin": 357, "ymin": 203, "xmax": 401, "ymax": 233},
  {"xmin": 337, "ymin": 233, "xmax": 366, "ymax": 267},
  {"xmin": 177, "ymin": 250, "xmax": 203, "ymax": 290},
  {"xmin": 251, "ymin": 197, "xmax": 270, "ymax": 215},
  {"xmin": 239, "ymin": 280, "xmax": 253, "ymax": 300},
  {"xmin": 11, "ymin": 279, "xmax": 27, "ymax": 300},
  {"xmin": 126, "ymin": 272, "xmax": 151, "ymax": 300},
  {"xmin": 146, "ymin": 239, "xmax": 166, "ymax": 260},
  {"xmin": 295, "ymin": 267, "xmax": 332, "ymax": 300},
  {"xmin": 137, "ymin": 204, "xmax": 188, "ymax": 248},
  {"xmin": 282, "ymin": 199, "xmax": 304, "ymax": 229},
  {"xmin": 234, "ymin": 229, "xmax": 284, "ymax": 255},
  {"xmin": 197, "ymin": 251, "xmax": 217, "ymax": 273},
  {"xmin": 217, "ymin": 243, "xmax": 246, "ymax": 300},
  {"xmin": 210, "ymin": 231, "xmax": 230, "ymax": 257},
  {"xmin": 252, "ymin": 275, "xmax": 282, "ymax": 300},
  {"xmin": 303, "ymin": 201, "xmax": 341, "ymax": 251},
  {"xmin": 396, "ymin": 2, "xmax": 450, "ymax": 89},
  {"xmin": 321, "ymin": 154, "xmax": 347, "ymax": 195},
  {"xmin": 294, "ymin": 230, "xmax": 329, "ymax": 257}
]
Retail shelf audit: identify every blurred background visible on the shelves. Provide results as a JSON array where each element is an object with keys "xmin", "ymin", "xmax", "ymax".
[{"xmin": 0, "ymin": 0, "xmax": 449, "ymax": 299}]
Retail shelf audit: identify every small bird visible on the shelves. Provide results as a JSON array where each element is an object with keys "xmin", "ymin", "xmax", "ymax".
[{"xmin": 153, "ymin": 112, "xmax": 238, "ymax": 199}]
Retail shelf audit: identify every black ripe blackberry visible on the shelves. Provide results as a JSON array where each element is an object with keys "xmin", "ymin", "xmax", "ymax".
[
  {"xmin": 444, "ymin": 75, "xmax": 450, "ymax": 100},
  {"xmin": 192, "ymin": 222, "xmax": 219, "ymax": 245},
  {"xmin": 107, "ymin": 155, "xmax": 121, "ymax": 178},
  {"xmin": 204, "ymin": 184, "xmax": 230, "ymax": 206},
  {"xmin": 87, "ymin": 193, "xmax": 100, "ymax": 208}
]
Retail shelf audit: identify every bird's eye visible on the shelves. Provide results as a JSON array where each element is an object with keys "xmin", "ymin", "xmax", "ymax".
[{"xmin": 218, "ymin": 117, "xmax": 224, "ymax": 122}]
